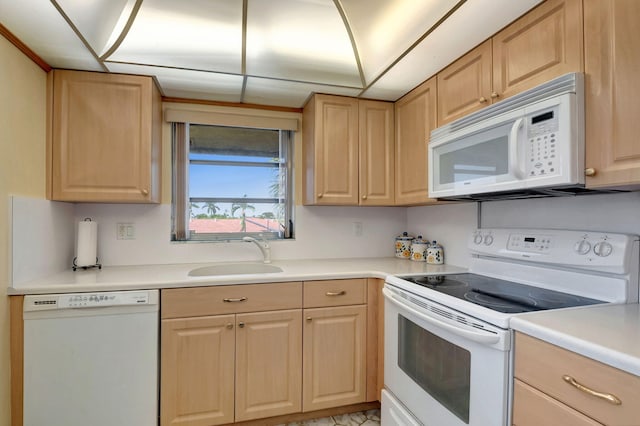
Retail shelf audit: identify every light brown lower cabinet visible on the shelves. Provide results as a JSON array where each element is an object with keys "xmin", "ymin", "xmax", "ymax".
[
  {"xmin": 161, "ymin": 315, "xmax": 236, "ymax": 426},
  {"xmin": 513, "ymin": 332, "xmax": 640, "ymax": 426},
  {"xmin": 302, "ymin": 305, "xmax": 367, "ymax": 412},
  {"xmin": 161, "ymin": 309, "xmax": 302, "ymax": 426},
  {"xmin": 160, "ymin": 281, "xmax": 377, "ymax": 426},
  {"xmin": 513, "ymin": 379, "xmax": 602, "ymax": 426},
  {"xmin": 235, "ymin": 310, "xmax": 302, "ymax": 422}
]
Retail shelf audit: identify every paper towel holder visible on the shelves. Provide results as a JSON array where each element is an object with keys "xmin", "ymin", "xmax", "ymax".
[
  {"xmin": 72, "ymin": 218, "xmax": 102, "ymax": 271},
  {"xmin": 72, "ymin": 257, "xmax": 102, "ymax": 271}
]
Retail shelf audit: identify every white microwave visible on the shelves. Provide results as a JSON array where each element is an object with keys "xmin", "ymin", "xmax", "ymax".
[{"xmin": 429, "ymin": 73, "xmax": 585, "ymax": 200}]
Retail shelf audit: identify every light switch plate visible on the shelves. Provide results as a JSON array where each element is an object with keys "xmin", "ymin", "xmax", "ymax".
[{"xmin": 116, "ymin": 223, "xmax": 136, "ymax": 240}]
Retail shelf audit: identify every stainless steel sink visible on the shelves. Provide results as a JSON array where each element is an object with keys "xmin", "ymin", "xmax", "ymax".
[{"xmin": 188, "ymin": 263, "xmax": 283, "ymax": 277}]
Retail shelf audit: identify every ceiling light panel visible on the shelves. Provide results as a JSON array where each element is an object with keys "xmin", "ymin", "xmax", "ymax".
[
  {"xmin": 362, "ymin": 0, "xmax": 544, "ymax": 101},
  {"xmin": 0, "ymin": 0, "xmax": 103, "ymax": 70},
  {"xmin": 340, "ymin": 0, "xmax": 457, "ymax": 85},
  {"xmin": 105, "ymin": 62, "xmax": 243, "ymax": 102},
  {"xmin": 106, "ymin": 0, "xmax": 243, "ymax": 74},
  {"xmin": 246, "ymin": 0, "xmax": 361, "ymax": 88},
  {"xmin": 55, "ymin": 0, "xmax": 136, "ymax": 57},
  {"xmin": 244, "ymin": 76, "xmax": 361, "ymax": 108}
]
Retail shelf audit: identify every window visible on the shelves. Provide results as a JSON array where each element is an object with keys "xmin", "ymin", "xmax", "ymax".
[{"xmin": 172, "ymin": 122, "xmax": 293, "ymax": 241}]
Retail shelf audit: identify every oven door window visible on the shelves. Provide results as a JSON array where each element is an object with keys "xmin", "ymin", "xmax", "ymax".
[{"xmin": 398, "ymin": 314, "xmax": 470, "ymax": 423}]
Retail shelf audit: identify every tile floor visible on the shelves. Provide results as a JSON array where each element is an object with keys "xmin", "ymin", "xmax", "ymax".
[{"xmin": 276, "ymin": 409, "xmax": 380, "ymax": 426}]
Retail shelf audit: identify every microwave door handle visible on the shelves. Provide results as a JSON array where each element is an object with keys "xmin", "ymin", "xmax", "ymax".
[
  {"xmin": 509, "ymin": 118, "xmax": 525, "ymax": 179},
  {"xmin": 383, "ymin": 288, "xmax": 500, "ymax": 345}
]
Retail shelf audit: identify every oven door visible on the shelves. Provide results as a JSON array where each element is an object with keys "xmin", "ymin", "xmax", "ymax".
[{"xmin": 383, "ymin": 285, "xmax": 511, "ymax": 426}]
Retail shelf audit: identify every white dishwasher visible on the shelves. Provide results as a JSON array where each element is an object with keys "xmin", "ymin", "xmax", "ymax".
[{"xmin": 23, "ymin": 290, "xmax": 159, "ymax": 426}]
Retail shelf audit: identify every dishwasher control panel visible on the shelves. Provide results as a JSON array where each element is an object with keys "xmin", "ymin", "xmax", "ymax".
[{"xmin": 25, "ymin": 290, "xmax": 156, "ymax": 311}]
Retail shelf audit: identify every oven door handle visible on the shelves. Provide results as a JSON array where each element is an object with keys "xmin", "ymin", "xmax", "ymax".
[{"xmin": 383, "ymin": 288, "xmax": 501, "ymax": 345}]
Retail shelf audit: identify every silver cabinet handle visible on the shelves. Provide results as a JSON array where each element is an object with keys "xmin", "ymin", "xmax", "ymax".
[
  {"xmin": 223, "ymin": 297, "xmax": 247, "ymax": 303},
  {"xmin": 226, "ymin": 323, "xmax": 233, "ymax": 329},
  {"xmin": 326, "ymin": 291, "xmax": 346, "ymax": 296},
  {"xmin": 562, "ymin": 375, "xmax": 622, "ymax": 405},
  {"xmin": 238, "ymin": 322, "xmax": 245, "ymax": 328}
]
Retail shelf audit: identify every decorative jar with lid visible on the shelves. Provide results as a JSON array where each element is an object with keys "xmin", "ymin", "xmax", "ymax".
[
  {"xmin": 410, "ymin": 235, "xmax": 429, "ymax": 262},
  {"xmin": 426, "ymin": 241, "xmax": 444, "ymax": 264},
  {"xmin": 395, "ymin": 232, "xmax": 414, "ymax": 259}
]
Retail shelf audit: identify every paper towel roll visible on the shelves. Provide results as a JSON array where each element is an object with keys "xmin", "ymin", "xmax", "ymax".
[{"xmin": 76, "ymin": 219, "xmax": 98, "ymax": 267}]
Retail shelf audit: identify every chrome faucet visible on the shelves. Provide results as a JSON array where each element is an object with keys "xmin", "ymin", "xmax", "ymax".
[{"xmin": 242, "ymin": 235, "xmax": 271, "ymax": 264}]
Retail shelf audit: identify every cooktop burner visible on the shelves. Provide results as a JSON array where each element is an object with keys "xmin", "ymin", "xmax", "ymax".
[{"xmin": 403, "ymin": 273, "xmax": 604, "ymax": 313}]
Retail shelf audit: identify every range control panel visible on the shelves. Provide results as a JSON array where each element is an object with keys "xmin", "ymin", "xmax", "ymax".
[
  {"xmin": 469, "ymin": 228, "xmax": 638, "ymax": 274},
  {"xmin": 25, "ymin": 290, "xmax": 154, "ymax": 311}
]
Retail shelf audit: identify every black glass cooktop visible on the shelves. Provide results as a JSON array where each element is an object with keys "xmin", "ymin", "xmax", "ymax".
[{"xmin": 403, "ymin": 273, "xmax": 605, "ymax": 313}]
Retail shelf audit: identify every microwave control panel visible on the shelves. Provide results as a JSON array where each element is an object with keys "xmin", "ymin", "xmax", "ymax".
[{"xmin": 526, "ymin": 106, "xmax": 560, "ymax": 178}]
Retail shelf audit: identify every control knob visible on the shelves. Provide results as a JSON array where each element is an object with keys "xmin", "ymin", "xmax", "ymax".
[
  {"xmin": 483, "ymin": 235, "xmax": 494, "ymax": 246},
  {"xmin": 473, "ymin": 233, "xmax": 483, "ymax": 245},
  {"xmin": 593, "ymin": 241, "xmax": 613, "ymax": 257},
  {"xmin": 573, "ymin": 240, "xmax": 591, "ymax": 255}
]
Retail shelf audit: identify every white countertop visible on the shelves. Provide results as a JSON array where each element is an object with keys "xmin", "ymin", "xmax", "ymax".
[
  {"xmin": 511, "ymin": 304, "xmax": 640, "ymax": 376},
  {"xmin": 8, "ymin": 257, "xmax": 467, "ymax": 295}
]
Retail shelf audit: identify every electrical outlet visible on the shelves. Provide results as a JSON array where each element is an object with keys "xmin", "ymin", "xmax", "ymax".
[
  {"xmin": 353, "ymin": 222, "xmax": 363, "ymax": 237},
  {"xmin": 116, "ymin": 223, "xmax": 136, "ymax": 240}
]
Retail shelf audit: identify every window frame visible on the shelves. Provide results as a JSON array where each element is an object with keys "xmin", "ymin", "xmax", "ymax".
[{"xmin": 171, "ymin": 122, "xmax": 294, "ymax": 242}]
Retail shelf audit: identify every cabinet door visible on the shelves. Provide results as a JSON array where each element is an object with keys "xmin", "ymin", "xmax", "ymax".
[
  {"xmin": 50, "ymin": 70, "xmax": 161, "ymax": 202},
  {"xmin": 513, "ymin": 379, "xmax": 603, "ymax": 426},
  {"xmin": 235, "ymin": 309, "xmax": 302, "ymax": 422},
  {"xmin": 394, "ymin": 77, "xmax": 439, "ymax": 205},
  {"xmin": 358, "ymin": 100, "xmax": 395, "ymax": 205},
  {"xmin": 437, "ymin": 40, "xmax": 493, "ymax": 126},
  {"xmin": 515, "ymin": 333, "xmax": 640, "ymax": 425},
  {"xmin": 303, "ymin": 94, "xmax": 359, "ymax": 205},
  {"xmin": 584, "ymin": 0, "xmax": 640, "ymax": 189},
  {"xmin": 303, "ymin": 305, "xmax": 366, "ymax": 412},
  {"xmin": 492, "ymin": 0, "xmax": 583, "ymax": 101},
  {"xmin": 160, "ymin": 315, "xmax": 235, "ymax": 426}
]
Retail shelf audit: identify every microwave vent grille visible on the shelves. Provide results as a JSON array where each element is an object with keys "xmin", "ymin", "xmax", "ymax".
[{"xmin": 431, "ymin": 72, "xmax": 583, "ymax": 143}]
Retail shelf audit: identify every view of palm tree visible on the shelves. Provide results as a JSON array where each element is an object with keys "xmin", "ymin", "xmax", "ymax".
[
  {"xmin": 204, "ymin": 201, "xmax": 219, "ymax": 217},
  {"xmin": 189, "ymin": 202, "xmax": 200, "ymax": 218},
  {"xmin": 231, "ymin": 195, "xmax": 256, "ymax": 232}
]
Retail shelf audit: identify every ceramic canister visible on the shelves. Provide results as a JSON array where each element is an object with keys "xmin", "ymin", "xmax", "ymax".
[
  {"xmin": 395, "ymin": 232, "xmax": 414, "ymax": 259},
  {"xmin": 410, "ymin": 235, "xmax": 429, "ymax": 262},
  {"xmin": 426, "ymin": 241, "xmax": 444, "ymax": 265}
]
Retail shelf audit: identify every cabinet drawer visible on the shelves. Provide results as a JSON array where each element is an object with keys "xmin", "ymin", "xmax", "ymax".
[
  {"xmin": 515, "ymin": 332, "xmax": 640, "ymax": 425},
  {"xmin": 161, "ymin": 282, "xmax": 302, "ymax": 319},
  {"xmin": 303, "ymin": 279, "xmax": 366, "ymax": 308},
  {"xmin": 513, "ymin": 379, "xmax": 602, "ymax": 426}
]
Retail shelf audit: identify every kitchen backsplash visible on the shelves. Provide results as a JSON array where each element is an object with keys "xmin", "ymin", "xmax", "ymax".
[
  {"xmin": 10, "ymin": 191, "xmax": 640, "ymax": 286},
  {"xmin": 408, "ymin": 192, "xmax": 640, "ymax": 269},
  {"xmin": 10, "ymin": 196, "xmax": 74, "ymax": 286}
]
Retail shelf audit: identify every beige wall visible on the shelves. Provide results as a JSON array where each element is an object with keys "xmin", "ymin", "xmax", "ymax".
[{"xmin": 0, "ymin": 36, "xmax": 47, "ymax": 426}]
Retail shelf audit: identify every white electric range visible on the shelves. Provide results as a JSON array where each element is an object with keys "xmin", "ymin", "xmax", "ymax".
[{"xmin": 382, "ymin": 228, "xmax": 639, "ymax": 426}]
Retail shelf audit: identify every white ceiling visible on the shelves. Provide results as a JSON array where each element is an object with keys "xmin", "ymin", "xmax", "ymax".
[{"xmin": 0, "ymin": 0, "xmax": 543, "ymax": 108}]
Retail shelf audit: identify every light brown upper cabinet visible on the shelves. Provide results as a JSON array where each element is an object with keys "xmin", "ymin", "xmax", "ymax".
[
  {"xmin": 437, "ymin": 40, "xmax": 493, "ymax": 125},
  {"xmin": 437, "ymin": 0, "xmax": 583, "ymax": 126},
  {"xmin": 302, "ymin": 94, "xmax": 394, "ymax": 205},
  {"xmin": 394, "ymin": 77, "xmax": 439, "ymax": 205},
  {"xmin": 583, "ymin": 0, "xmax": 640, "ymax": 189},
  {"xmin": 359, "ymin": 100, "xmax": 395, "ymax": 205},
  {"xmin": 48, "ymin": 70, "xmax": 162, "ymax": 202}
]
